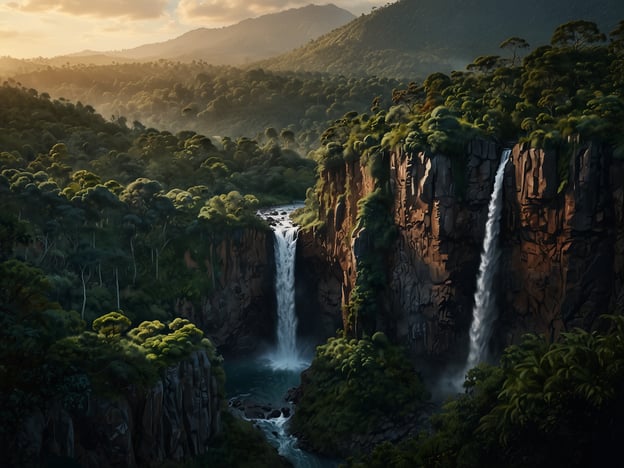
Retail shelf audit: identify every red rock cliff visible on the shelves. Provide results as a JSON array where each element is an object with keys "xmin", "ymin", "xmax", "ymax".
[{"xmin": 299, "ymin": 140, "xmax": 624, "ymax": 362}]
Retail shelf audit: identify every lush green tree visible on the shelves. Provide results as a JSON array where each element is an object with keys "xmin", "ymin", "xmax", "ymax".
[
  {"xmin": 291, "ymin": 333, "xmax": 430, "ymax": 457},
  {"xmin": 351, "ymin": 317, "xmax": 624, "ymax": 468},
  {"xmin": 92, "ymin": 310, "xmax": 131, "ymax": 338},
  {"xmin": 551, "ymin": 20, "xmax": 606, "ymax": 50}
]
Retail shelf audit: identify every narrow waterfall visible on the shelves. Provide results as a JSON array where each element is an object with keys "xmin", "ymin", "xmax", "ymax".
[
  {"xmin": 258, "ymin": 205, "xmax": 306, "ymax": 370},
  {"xmin": 465, "ymin": 149, "xmax": 511, "ymax": 370},
  {"xmin": 272, "ymin": 222, "xmax": 300, "ymax": 368}
]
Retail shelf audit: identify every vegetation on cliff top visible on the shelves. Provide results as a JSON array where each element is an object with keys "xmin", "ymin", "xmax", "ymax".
[
  {"xmin": 0, "ymin": 258, "xmax": 224, "ymax": 463},
  {"xmin": 294, "ymin": 20, "xmax": 624, "ymax": 332},
  {"xmin": 300, "ymin": 18, "xmax": 624, "ymax": 179}
]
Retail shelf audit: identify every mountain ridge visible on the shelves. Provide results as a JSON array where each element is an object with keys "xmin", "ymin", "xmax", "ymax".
[
  {"xmin": 257, "ymin": 0, "xmax": 624, "ymax": 77},
  {"xmin": 107, "ymin": 4, "xmax": 355, "ymax": 64}
]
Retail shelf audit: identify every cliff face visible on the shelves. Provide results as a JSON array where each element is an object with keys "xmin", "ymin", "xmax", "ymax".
[
  {"xmin": 500, "ymin": 143, "xmax": 624, "ymax": 346},
  {"xmin": 13, "ymin": 350, "xmax": 221, "ymax": 467},
  {"xmin": 299, "ymin": 140, "xmax": 624, "ymax": 362},
  {"xmin": 177, "ymin": 228, "xmax": 277, "ymax": 354}
]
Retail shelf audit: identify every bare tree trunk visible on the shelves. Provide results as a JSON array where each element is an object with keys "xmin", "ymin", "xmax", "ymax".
[
  {"xmin": 130, "ymin": 236, "xmax": 137, "ymax": 284},
  {"xmin": 81, "ymin": 267, "xmax": 88, "ymax": 320},
  {"xmin": 115, "ymin": 267, "xmax": 120, "ymax": 310}
]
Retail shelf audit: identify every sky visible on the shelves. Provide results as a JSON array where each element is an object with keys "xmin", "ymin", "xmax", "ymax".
[{"xmin": 0, "ymin": 1, "xmax": 390, "ymax": 58}]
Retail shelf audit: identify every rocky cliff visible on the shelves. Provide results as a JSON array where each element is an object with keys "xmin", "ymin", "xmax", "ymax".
[
  {"xmin": 176, "ymin": 228, "xmax": 277, "ymax": 355},
  {"xmin": 499, "ymin": 142, "xmax": 624, "ymax": 348},
  {"xmin": 13, "ymin": 350, "xmax": 222, "ymax": 467},
  {"xmin": 299, "ymin": 140, "xmax": 624, "ymax": 363}
]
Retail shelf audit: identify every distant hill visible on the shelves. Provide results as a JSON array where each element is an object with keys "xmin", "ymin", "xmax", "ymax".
[
  {"xmin": 105, "ymin": 4, "xmax": 355, "ymax": 65},
  {"xmin": 257, "ymin": 0, "xmax": 624, "ymax": 78}
]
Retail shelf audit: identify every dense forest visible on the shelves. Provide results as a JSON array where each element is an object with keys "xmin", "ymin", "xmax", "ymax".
[
  {"xmin": 1, "ymin": 13, "xmax": 624, "ymax": 468},
  {"xmin": 6, "ymin": 63, "xmax": 402, "ymax": 152},
  {"xmin": 0, "ymin": 82, "xmax": 318, "ymax": 322}
]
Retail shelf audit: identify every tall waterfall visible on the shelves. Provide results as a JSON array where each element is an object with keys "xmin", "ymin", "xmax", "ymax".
[
  {"xmin": 259, "ymin": 205, "xmax": 306, "ymax": 370},
  {"xmin": 465, "ymin": 149, "xmax": 511, "ymax": 370},
  {"xmin": 272, "ymin": 223, "xmax": 300, "ymax": 368}
]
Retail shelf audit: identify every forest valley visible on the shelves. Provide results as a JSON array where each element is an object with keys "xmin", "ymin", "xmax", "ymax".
[{"xmin": 1, "ymin": 19, "xmax": 624, "ymax": 468}]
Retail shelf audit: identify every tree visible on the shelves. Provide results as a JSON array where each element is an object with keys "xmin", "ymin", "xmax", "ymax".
[
  {"xmin": 551, "ymin": 20, "xmax": 606, "ymax": 50},
  {"xmin": 92, "ymin": 311, "xmax": 131, "ymax": 338},
  {"xmin": 466, "ymin": 55, "xmax": 504, "ymax": 74},
  {"xmin": 500, "ymin": 37, "xmax": 530, "ymax": 66},
  {"xmin": 280, "ymin": 129, "xmax": 295, "ymax": 148}
]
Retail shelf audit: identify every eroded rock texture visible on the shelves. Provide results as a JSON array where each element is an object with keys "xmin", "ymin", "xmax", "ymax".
[
  {"xmin": 176, "ymin": 228, "xmax": 277, "ymax": 354},
  {"xmin": 13, "ymin": 351, "xmax": 221, "ymax": 468},
  {"xmin": 299, "ymin": 140, "xmax": 624, "ymax": 363},
  {"xmin": 500, "ymin": 143, "xmax": 622, "ymax": 347}
]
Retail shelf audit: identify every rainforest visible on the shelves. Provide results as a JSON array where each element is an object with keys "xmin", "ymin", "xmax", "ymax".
[{"xmin": 1, "ymin": 1, "xmax": 624, "ymax": 467}]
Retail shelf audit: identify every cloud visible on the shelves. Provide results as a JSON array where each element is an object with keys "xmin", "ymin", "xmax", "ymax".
[
  {"xmin": 176, "ymin": 0, "xmax": 389, "ymax": 25},
  {"xmin": 177, "ymin": 0, "xmax": 306, "ymax": 25},
  {"xmin": 13, "ymin": 0, "xmax": 168, "ymax": 19},
  {"xmin": 0, "ymin": 29, "xmax": 20, "ymax": 39}
]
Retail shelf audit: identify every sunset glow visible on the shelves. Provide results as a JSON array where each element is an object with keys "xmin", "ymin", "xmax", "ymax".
[{"xmin": 0, "ymin": 1, "xmax": 389, "ymax": 58}]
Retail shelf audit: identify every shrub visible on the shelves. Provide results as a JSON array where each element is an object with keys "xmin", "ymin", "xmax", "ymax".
[{"xmin": 290, "ymin": 335, "xmax": 430, "ymax": 457}]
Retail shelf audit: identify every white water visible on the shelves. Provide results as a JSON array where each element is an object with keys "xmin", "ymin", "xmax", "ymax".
[
  {"xmin": 272, "ymin": 223, "xmax": 303, "ymax": 369},
  {"xmin": 465, "ymin": 149, "xmax": 511, "ymax": 370},
  {"xmin": 259, "ymin": 205, "xmax": 307, "ymax": 370}
]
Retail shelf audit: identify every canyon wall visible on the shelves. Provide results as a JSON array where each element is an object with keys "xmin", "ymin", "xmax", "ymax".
[
  {"xmin": 499, "ymin": 143, "xmax": 624, "ymax": 348},
  {"xmin": 176, "ymin": 228, "xmax": 277, "ymax": 355},
  {"xmin": 12, "ymin": 350, "xmax": 221, "ymax": 468},
  {"xmin": 299, "ymin": 140, "xmax": 624, "ymax": 363}
]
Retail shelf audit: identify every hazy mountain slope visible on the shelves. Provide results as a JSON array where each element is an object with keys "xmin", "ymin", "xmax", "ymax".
[
  {"xmin": 258, "ymin": 0, "xmax": 624, "ymax": 77},
  {"xmin": 110, "ymin": 4, "xmax": 355, "ymax": 64}
]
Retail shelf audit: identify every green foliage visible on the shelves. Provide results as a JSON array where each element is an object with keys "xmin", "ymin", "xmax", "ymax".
[
  {"xmin": 49, "ymin": 314, "xmax": 222, "ymax": 396},
  {"xmin": 346, "ymin": 188, "xmax": 396, "ymax": 335},
  {"xmin": 92, "ymin": 310, "xmax": 131, "ymax": 338},
  {"xmin": 0, "ymin": 260, "xmax": 89, "ymax": 451},
  {"xmin": 291, "ymin": 335, "xmax": 430, "ymax": 457},
  {"xmin": 0, "ymin": 83, "xmax": 317, "ymax": 325},
  {"xmin": 351, "ymin": 316, "xmax": 624, "ymax": 467},
  {"xmin": 7, "ymin": 63, "xmax": 402, "ymax": 154},
  {"xmin": 421, "ymin": 106, "xmax": 479, "ymax": 156},
  {"xmin": 299, "ymin": 19, "xmax": 623, "ymax": 252},
  {"xmin": 198, "ymin": 191, "xmax": 265, "ymax": 232},
  {"xmin": 551, "ymin": 20, "xmax": 607, "ymax": 49}
]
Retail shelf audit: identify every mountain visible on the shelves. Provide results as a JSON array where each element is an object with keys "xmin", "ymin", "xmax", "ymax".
[
  {"xmin": 258, "ymin": 0, "xmax": 624, "ymax": 77},
  {"xmin": 107, "ymin": 4, "xmax": 355, "ymax": 65}
]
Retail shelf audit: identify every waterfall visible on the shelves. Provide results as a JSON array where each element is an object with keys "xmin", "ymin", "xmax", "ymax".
[
  {"xmin": 259, "ymin": 205, "xmax": 306, "ymax": 370},
  {"xmin": 272, "ymin": 223, "xmax": 301, "ymax": 368},
  {"xmin": 465, "ymin": 149, "xmax": 511, "ymax": 370}
]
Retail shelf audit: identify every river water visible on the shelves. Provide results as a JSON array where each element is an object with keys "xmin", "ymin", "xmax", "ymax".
[
  {"xmin": 223, "ymin": 205, "xmax": 338, "ymax": 467},
  {"xmin": 225, "ymin": 357, "xmax": 339, "ymax": 468}
]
